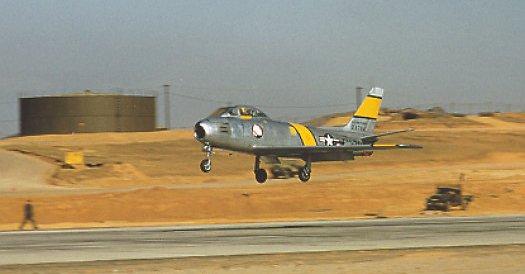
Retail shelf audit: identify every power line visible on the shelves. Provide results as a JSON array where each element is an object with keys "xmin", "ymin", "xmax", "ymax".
[
  {"xmin": 99, "ymin": 85, "xmax": 525, "ymax": 111},
  {"xmin": 171, "ymin": 92, "xmax": 352, "ymax": 109},
  {"xmin": 143, "ymin": 84, "xmax": 355, "ymax": 109},
  {"xmin": 172, "ymin": 92, "xmax": 230, "ymax": 105},
  {"xmin": 258, "ymin": 103, "xmax": 351, "ymax": 109}
]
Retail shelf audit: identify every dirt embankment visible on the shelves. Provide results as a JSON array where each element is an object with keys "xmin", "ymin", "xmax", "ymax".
[
  {"xmin": 0, "ymin": 113, "xmax": 524, "ymax": 230},
  {"xmin": 0, "ymin": 150, "xmax": 55, "ymax": 192}
]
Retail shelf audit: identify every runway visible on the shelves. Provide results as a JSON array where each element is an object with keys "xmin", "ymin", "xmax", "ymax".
[{"xmin": 0, "ymin": 215, "xmax": 524, "ymax": 265}]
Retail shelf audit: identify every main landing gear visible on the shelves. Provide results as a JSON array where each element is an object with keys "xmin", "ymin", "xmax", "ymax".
[
  {"xmin": 254, "ymin": 156, "xmax": 268, "ymax": 184},
  {"xmin": 199, "ymin": 143, "xmax": 213, "ymax": 173},
  {"xmin": 298, "ymin": 160, "xmax": 312, "ymax": 183},
  {"xmin": 200, "ymin": 146, "xmax": 312, "ymax": 184},
  {"xmin": 253, "ymin": 156, "xmax": 311, "ymax": 184}
]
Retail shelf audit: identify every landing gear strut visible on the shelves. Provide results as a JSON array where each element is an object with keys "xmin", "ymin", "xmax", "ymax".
[
  {"xmin": 254, "ymin": 156, "xmax": 267, "ymax": 184},
  {"xmin": 200, "ymin": 143, "xmax": 213, "ymax": 173},
  {"xmin": 298, "ymin": 159, "xmax": 311, "ymax": 182}
]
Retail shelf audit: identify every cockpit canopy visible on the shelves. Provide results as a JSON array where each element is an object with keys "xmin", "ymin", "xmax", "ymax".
[{"xmin": 209, "ymin": 105, "xmax": 268, "ymax": 119}]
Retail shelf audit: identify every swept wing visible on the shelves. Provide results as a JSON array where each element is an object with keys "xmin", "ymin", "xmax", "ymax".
[{"xmin": 252, "ymin": 143, "xmax": 422, "ymax": 157}]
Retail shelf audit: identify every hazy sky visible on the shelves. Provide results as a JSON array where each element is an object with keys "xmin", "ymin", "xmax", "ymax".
[{"xmin": 0, "ymin": 0, "xmax": 524, "ymax": 135}]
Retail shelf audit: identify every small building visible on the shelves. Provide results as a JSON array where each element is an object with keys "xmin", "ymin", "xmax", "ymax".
[{"xmin": 19, "ymin": 90, "xmax": 156, "ymax": 135}]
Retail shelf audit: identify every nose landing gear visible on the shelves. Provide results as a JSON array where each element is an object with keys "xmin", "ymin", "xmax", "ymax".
[
  {"xmin": 200, "ymin": 159, "xmax": 211, "ymax": 173},
  {"xmin": 199, "ymin": 143, "xmax": 213, "ymax": 173}
]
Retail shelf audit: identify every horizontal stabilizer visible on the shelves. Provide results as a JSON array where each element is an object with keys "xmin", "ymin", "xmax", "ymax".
[
  {"xmin": 372, "ymin": 144, "xmax": 423, "ymax": 150},
  {"xmin": 361, "ymin": 128, "xmax": 414, "ymax": 143}
]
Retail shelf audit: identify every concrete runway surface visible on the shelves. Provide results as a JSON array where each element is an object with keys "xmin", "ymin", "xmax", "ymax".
[{"xmin": 0, "ymin": 215, "xmax": 523, "ymax": 265}]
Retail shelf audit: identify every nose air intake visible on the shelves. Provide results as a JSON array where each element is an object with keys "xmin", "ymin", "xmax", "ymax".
[{"xmin": 194, "ymin": 123, "xmax": 206, "ymax": 139}]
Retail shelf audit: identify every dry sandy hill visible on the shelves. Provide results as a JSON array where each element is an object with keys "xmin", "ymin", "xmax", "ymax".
[
  {"xmin": 0, "ymin": 150, "xmax": 54, "ymax": 192},
  {"xmin": 310, "ymin": 109, "xmax": 524, "ymax": 130},
  {"xmin": 0, "ymin": 112, "xmax": 524, "ymax": 230}
]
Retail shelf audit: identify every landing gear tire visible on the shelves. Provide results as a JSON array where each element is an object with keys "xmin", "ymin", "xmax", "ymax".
[
  {"xmin": 200, "ymin": 159, "xmax": 211, "ymax": 173},
  {"xmin": 255, "ymin": 169, "xmax": 268, "ymax": 184},
  {"xmin": 298, "ymin": 167, "xmax": 311, "ymax": 182}
]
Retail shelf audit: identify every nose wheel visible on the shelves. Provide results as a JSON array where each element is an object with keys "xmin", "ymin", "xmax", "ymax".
[
  {"xmin": 200, "ymin": 159, "xmax": 211, "ymax": 173},
  {"xmin": 200, "ymin": 144, "xmax": 213, "ymax": 173},
  {"xmin": 254, "ymin": 156, "xmax": 267, "ymax": 183}
]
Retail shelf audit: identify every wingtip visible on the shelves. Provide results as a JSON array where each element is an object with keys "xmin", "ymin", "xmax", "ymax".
[{"xmin": 398, "ymin": 144, "xmax": 423, "ymax": 149}]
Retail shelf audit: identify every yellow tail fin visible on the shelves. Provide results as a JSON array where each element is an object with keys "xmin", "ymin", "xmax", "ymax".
[
  {"xmin": 353, "ymin": 87, "xmax": 383, "ymax": 120},
  {"xmin": 344, "ymin": 87, "xmax": 384, "ymax": 133}
]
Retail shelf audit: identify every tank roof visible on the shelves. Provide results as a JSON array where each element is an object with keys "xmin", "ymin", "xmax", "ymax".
[
  {"xmin": 21, "ymin": 90, "xmax": 155, "ymax": 99},
  {"xmin": 65, "ymin": 90, "xmax": 113, "ymax": 96}
]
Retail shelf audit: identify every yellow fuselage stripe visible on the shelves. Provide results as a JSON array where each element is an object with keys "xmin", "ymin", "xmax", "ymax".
[
  {"xmin": 290, "ymin": 123, "xmax": 317, "ymax": 147},
  {"xmin": 289, "ymin": 126, "xmax": 298, "ymax": 136},
  {"xmin": 354, "ymin": 96, "xmax": 382, "ymax": 119}
]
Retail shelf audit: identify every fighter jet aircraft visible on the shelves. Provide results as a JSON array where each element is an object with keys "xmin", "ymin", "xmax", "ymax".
[{"xmin": 194, "ymin": 87, "xmax": 421, "ymax": 183}]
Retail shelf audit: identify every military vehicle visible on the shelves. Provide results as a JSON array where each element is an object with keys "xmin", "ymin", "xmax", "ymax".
[{"xmin": 426, "ymin": 185, "xmax": 474, "ymax": 211}]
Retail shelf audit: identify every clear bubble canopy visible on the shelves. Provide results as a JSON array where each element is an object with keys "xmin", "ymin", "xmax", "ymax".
[{"xmin": 209, "ymin": 105, "xmax": 268, "ymax": 118}]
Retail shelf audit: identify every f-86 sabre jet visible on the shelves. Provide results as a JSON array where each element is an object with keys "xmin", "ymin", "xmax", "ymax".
[{"xmin": 194, "ymin": 87, "xmax": 421, "ymax": 183}]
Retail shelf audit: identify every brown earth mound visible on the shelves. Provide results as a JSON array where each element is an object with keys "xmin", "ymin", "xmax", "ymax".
[{"xmin": 0, "ymin": 113, "xmax": 524, "ymax": 230}]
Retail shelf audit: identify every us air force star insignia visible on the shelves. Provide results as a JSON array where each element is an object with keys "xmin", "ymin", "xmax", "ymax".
[
  {"xmin": 320, "ymin": 133, "xmax": 334, "ymax": 146},
  {"xmin": 252, "ymin": 124, "xmax": 263, "ymax": 138},
  {"xmin": 320, "ymin": 133, "xmax": 344, "ymax": 146}
]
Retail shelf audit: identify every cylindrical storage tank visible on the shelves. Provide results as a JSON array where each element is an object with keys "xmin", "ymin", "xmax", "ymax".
[{"xmin": 19, "ymin": 92, "xmax": 156, "ymax": 135}]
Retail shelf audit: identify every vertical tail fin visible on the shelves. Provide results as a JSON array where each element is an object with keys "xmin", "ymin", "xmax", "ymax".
[{"xmin": 343, "ymin": 87, "xmax": 384, "ymax": 133}]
